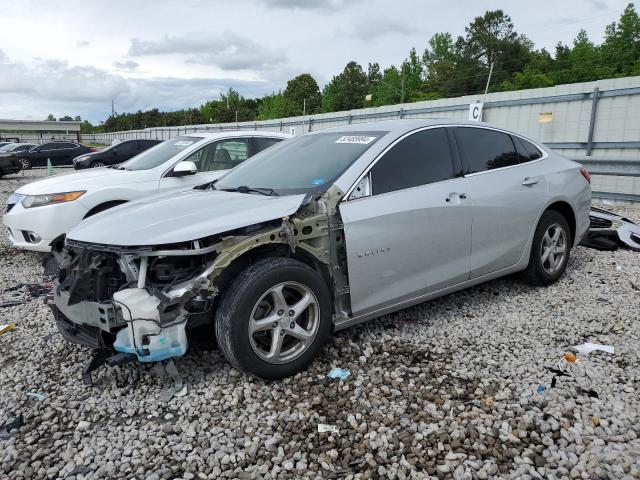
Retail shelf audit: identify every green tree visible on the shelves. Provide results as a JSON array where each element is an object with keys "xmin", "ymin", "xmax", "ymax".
[
  {"xmin": 257, "ymin": 91, "xmax": 296, "ymax": 120},
  {"xmin": 58, "ymin": 115, "xmax": 74, "ymax": 121},
  {"xmin": 602, "ymin": 3, "xmax": 640, "ymax": 76},
  {"xmin": 45, "ymin": 114, "xmax": 56, "ymax": 121},
  {"xmin": 283, "ymin": 74, "xmax": 321, "ymax": 115},
  {"xmin": 321, "ymin": 61, "xmax": 368, "ymax": 112}
]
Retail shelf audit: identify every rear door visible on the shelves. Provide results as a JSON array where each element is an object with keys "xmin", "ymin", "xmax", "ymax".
[
  {"xmin": 453, "ymin": 126, "xmax": 548, "ymax": 278},
  {"xmin": 53, "ymin": 142, "xmax": 82, "ymax": 165},
  {"xmin": 112, "ymin": 141, "xmax": 137, "ymax": 162},
  {"xmin": 340, "ymin": 127, "xmax": 472, "ymax": 316}
]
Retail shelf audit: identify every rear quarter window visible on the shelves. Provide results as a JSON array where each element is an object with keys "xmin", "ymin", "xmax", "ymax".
[{"xmin": 455, "ymin": 127, "xmax": 520, "ymax": 173}]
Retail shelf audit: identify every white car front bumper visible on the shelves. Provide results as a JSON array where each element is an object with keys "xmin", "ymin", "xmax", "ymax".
[{"xmin": 3, "ymin": 195, "xmax": 89, "ymax": 252}]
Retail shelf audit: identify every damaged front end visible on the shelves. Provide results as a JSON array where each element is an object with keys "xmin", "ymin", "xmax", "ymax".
[
  {"xmin": 581, "ymin": 206, "xmax": 640, "ymax": 251},
  {"xmin": 52, "ymin": 186, "xmax": 350, "ymax": 364}
]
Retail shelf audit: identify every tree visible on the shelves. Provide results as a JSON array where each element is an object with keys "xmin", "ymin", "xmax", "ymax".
[
  {"xmin": 45, "ymin": 114, "xmax": 56, "ymax": 121},
  {"xmin": 321, "ymin": 61, "xmax": 368, "ymax": 112},
  {"xmin": 602, "ymin": 3, "xmax": 640, "ymax": 76},
  {"xmin": 74, "ymin": 115, "xmax": 82, "ymax": 122},
  {"xmin": 283, "ymin": 74, "xmax": 321, "ymax": 115},
  {"xmin": 257, "ymin": 92, "xmax": 296, "ymax": 120},
  {"xmin": 58, "ymin": 115, "xmax": 73, "ymax": 121}
]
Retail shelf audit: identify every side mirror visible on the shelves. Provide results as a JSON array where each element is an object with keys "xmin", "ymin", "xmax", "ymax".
[{"xmin": 173, "ymin": 161, "xmax": 197, "ymax": 177}]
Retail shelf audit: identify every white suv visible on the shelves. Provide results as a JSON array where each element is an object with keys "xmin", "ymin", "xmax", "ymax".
[{"xmin": 3, "ymin": 131, "xmax": 290, "ymax": 252}]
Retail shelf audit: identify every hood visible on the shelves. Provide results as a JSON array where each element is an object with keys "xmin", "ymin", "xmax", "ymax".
[
  {"xmin": 73, "ymin": 151, "xmax": 100, "ymax": 161},
  {"xmin": 15, "ymin": 167, "xmax": 147, "ymax": 195},
  {"xmin": 67, "ymin": 189, "xmax": 307, "ymax": 246}
]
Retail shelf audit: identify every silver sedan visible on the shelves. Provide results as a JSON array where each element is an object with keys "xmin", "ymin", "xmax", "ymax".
[{"xmin": 53, "ymin": 119, "xmax": 591, "ymax": 379}]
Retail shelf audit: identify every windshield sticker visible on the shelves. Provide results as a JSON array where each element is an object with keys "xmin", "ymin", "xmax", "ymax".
[
  {"xmin": 311, "ymin": 178, "xmax": 325, "ymax": 185},
  {"xmin": 174, "ymin": 140, "xmax": 195, "ymax": 146},
  {"xmin": 335, "ymin": 135, "xmax": 376, "ymax": 145}
]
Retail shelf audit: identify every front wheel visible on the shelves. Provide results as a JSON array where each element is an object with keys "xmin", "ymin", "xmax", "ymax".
[
  {"xmin": 18, "ymin": 158, "xmax": 31, "ymax": 170},
  {"xmin": 215, "ymin": 257, "xmax": 332, "ymax": 379},
  {"xmin": 520, "ymin": 210, "xmax": 571, "ymax": 286}
]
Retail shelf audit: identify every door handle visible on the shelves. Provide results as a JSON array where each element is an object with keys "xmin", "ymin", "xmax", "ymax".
[{"xmin": 522, "ymin": 176, "xmax": 540, "ymax": 186}]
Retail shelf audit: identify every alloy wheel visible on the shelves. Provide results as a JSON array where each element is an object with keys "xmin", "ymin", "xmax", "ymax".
[
  {"xmin": 91, "ymin": 161, "xmax": 106, "ymax": 168},
  {"xmin": 540, "ymin": 223, "xmax": 567, "ymax": 275},
  {"xmin": 248, "ymin": 282, "xmax": 320, "ymax": 364},
  {"xmin": 18, "ymin": 158, "xmax": 31, "ymax": 170}
]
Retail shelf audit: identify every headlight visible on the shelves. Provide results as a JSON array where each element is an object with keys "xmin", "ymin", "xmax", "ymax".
[
  {"xmin": 75, "ymin": 156, "xmax": 90, "ymax": 163},
  {"xmin": 21, "ymin": 191, "xmax": 86, "ymax": 208}
]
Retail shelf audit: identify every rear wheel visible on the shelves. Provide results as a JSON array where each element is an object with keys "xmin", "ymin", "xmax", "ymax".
[
  {"xmin": 521, "ymin": 210, "xmax": 571, "ymax": 286},
  {"xmin": 215, "ymin": 257, "xmax": 332, "ymax": 379},
  {"xmin": 90, "ymin": 160, "xmax": 106, "ymax": 168},
  {"xmin": 18, "ymin": 158, "xmax": 31, "ymax": 170}
]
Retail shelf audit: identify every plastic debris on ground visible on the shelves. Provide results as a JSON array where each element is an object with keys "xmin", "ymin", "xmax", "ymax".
[
  {"xmin": 155, "ymin": 359, "xmax": 187, "ymax": 401},
  {"xmin": 327, "ymin": 367, "xmax": 351, "ymax": 380},
  {"xmin": 536, "ymin": 385, "xmax": 546, "ymax": 393},
  {"xmin": 318, "ymin": 424, "xmax": 339, "ymax": 434},
  {"xmin": 25, "ymin": 391, "xmax": 46, "ymax": 401},
  {"xmin": 0, "ymin": 323, "xmax": 16, "ymax": 336},
  {"xmin": 572, "ymin": 343, "xmax": 614, "ymax": 355},
  {"xmin": 0, "ymin": 414, "xmax": 26, "ymax": 440}
]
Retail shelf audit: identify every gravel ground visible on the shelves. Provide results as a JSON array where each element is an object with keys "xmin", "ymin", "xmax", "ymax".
[{"xmin": 1, "ymin": 170, "xmax": 639, "ymax": 479}]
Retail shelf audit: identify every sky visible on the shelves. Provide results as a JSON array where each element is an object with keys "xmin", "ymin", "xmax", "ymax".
[{"xmin": 0, "ymin": 0, "xmax": 631, "ymax": 124}]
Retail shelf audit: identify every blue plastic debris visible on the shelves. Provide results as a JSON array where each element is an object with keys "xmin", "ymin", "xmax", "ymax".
[
  {"xmin": 536, "ymin": 385, "xmax": 546, "ymax": 393},
  {"xmin": 328, "ymin": 367, "xmax": 351, "ymax": 380},
  {"xmin": 25, "ymin": 392, "xmax": 46, "ymax": 401}
]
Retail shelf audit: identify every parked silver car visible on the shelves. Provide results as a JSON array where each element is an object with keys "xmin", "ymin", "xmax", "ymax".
[{"xmin": 52, "ymin": 120, "xmax": 591, "ymax": 379}]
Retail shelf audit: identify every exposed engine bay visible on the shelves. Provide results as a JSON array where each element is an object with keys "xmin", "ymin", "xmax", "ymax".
[{"xmin": 52, "ymin": 186, "xmax": 351, "ymax": 365}]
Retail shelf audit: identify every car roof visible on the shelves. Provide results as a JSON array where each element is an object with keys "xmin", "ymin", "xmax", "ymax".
[
  {"xmin": 184, "ymin": 130, "xmax": 292, "ymax": 140},
  {"xmin": 309, "ymin": 118, "xmax": 504, "ymax": 136}
]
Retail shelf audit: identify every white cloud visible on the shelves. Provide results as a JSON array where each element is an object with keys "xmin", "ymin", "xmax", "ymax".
[
  {"xmin": 113, "ymin": 60, "xmax": 139, "ymax": 72},
  {"xmin": 129, "ymin": 32, "xmax": 287, "ymax": 71}
]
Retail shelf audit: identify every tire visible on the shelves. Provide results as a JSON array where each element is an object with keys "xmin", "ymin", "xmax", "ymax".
[
  {"xmin": 520, "ymin": 210, "xmax": 571, "ymax": 286},
  {"xmin": 90, "ymin": 161, "xmax": 106, "ymax": 168},
  {"xmin": 215, "ymin": 257, "xmax": 332, "ymax": 379},
  {"xmin": 18, "ymin": 158, "xmax": 31, "ymax": 170}
]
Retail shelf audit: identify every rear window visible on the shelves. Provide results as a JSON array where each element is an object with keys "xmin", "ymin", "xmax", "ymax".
[
  {"xmin": 514, "ymin": 136, "xmax": 543, "ymax": 163},
  {"xmin": 455, "ymin": 127, "xmax": 519, "ymax": 173}
]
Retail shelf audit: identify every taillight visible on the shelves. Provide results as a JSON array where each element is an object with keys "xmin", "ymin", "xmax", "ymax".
[
  {"xmin": 580, "ymin": 167, "xmax": 590, "ymax": 184},
  {"xmin": 89, "ymin": 147, "xmax": 97, "ymax": 152}
]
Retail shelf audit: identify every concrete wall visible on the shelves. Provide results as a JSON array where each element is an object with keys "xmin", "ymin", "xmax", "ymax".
[{"xmin": 84, "ymin": 76, "xmax": 640, "ymax": 200}]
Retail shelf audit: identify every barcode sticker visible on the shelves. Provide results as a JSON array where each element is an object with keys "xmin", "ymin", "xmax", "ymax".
[{"xmin": 335, "ymin": 136, "xmax": 376, "ymax": 145}]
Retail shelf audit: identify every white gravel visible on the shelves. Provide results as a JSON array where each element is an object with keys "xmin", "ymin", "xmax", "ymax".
[{"xmin": 1, "ymin": 170, "xmax": 640, "ymax": 479}]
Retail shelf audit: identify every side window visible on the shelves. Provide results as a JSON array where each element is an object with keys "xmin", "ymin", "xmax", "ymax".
[
  {"xmin": 514, "ymin": 136, "xmax": 543, "ymax": 163},
  {"xmin": 254, "ymin": 137, "xmax": 283, "ymax": 155},
  {"xmin": 183, "ymin": 139, "xmax": 250, "ymax": 172},
  {"xmin": 40, "ymin": 143, "xmax": 60, "ymax": 151},
  {"xmin": 370, "ymin": 128, "xmax": 455, "ymax": 195},
  {"xmin": 59, "ymin": 142, "xmax": 77, "ymax": 149},
  {"xmin": 116, "ymin": 141, "xmax": 136, "ymax": 155},
  {"xmin": 455, "ymin": 127, "xmax": 519, "ymax": 173}
]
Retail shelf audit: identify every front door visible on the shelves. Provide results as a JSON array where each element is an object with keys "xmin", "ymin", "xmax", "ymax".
[
  {"xmin": 158, "ymin": 138, "xmax": 251, "ymax": 192},
  {"xmin": 340, "ymin": 128, "xmax": 472, "ymax": 316}
]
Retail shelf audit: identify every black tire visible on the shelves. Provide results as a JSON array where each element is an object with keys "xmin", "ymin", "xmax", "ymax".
[
  {"xmin": 90, "ymin": 161, "xmax": 106, "ymax": 168},
  {"xmin": 215, "ymin": 257, "xmax": 332, "ymax": 379},
  {"xmin": 18, "ymin": 158, "xmax": 31, "ymax": 170},
  {"xmin": 520, "ymin": 210, "xmax": 572, "ymax": 286}
]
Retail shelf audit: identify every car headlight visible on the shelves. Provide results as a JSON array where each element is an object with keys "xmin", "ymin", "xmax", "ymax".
[
  {"xmin": 75, "ymin": 156, "xmax": 90, "ymax": 163},
  {"xmin": 21, "ymin": 191, "xmax": 86, "ymax": 208}
]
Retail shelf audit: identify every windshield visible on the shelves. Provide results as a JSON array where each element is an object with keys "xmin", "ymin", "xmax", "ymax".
[
  {"xmin": 216, "ymin": 131, "xmax": 386, "ymax": 195},
  {"xmin": 120, "ymin": 137, "xmax": 199, "ymax": 170},
  {"xmin": 0, "ymin": 144, "xmax": 16, "ymax": 152}
]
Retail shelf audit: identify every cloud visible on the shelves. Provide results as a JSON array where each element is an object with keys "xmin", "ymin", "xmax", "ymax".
[
  {"xmin": 128, "ymin": 32, "xmax": 286, "ymax": 71},
  {"xmin": 113, "ymin": 60, "xmax": 139, "ymax": 72},
  {"xmin": 0, "ymin": 50, "xmax": 281, "ymax": 122},
  {"xmin": 260, "ymin": 0, "xmax": 357, "ymax": 9},
  {"xmin": 76, "ymin": 40, "xmax": 90, "ymax": 47},
  {"xmin": 349, "ymin": 17, "xmax": 417, "ymax": 41}
]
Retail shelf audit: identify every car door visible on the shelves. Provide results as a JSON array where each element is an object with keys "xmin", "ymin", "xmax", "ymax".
[
  {"xmin": 340, "ymin": 127, "xmax": 472, "ymax": 316},
  {"xmin": 35, "ymin": 143, "xmax": 61, "ymax": 166},
  {"xmin": 113, "ymin": 141, "xmax": 137, "ymax": 162},
  {"xmin": 453, "ymin": 126, "xmax": 549, "ymax": 278},
  {"xmin": 53, "ymin": 142, "xmax": 80, "ymax": 165},
  {"xmin": 158, "ymin": 138, "xmax": 251, "ymax": 191}
]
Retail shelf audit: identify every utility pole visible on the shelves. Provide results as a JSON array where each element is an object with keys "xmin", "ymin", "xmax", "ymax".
[
  {"xmin": 111, "ymin": 99, "xmax": 115, "ymax": 117},
  {"xmin": 482, "ymin": 62, "xmax": 494, "ymax": 105}
]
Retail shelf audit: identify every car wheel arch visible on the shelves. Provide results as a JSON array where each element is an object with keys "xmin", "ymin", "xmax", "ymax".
[{"xmin": 543, "ymin": 200, "xmax": 576, "ymax": 245}]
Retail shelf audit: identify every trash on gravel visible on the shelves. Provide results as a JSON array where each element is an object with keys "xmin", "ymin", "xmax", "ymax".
[
  {"xmin": 0, "ymin": 414, "xmax": 26, "ymax": 439},
  {"xmin": 572, "ymin": 343, "xmax": 614, "ymax": 355},
  {"xmin": 157, "ymin": 359, "xmax": 187, "ymax": 401},
  {"xmin": 581, "ymin": 206, "xmax": 640, "ymax": 251},
  {"xmin": 0, "ymin": 323, "xmax": 16, "ymax": 336},
  {"xmin": 563, "ymin": 352, "xmax": 577, "ymax": 363},
  {"xmin": 25, "ymin": 391, "xmax": 46, "ymax": 401},
  {"xmin": 536, "ymin": 385, "xmax": 546, "ymax": 393},
  {"xmin": 317, "ymin": 424, "xmax": 339, "ymax": 434},
  {"xmin": 327, "ymin": 367, "xmax": 351, "ymax": 379}
]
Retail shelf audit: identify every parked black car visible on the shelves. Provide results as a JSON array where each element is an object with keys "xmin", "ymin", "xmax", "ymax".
[
  {"xmin": 12, "ymin": 141, "xmax": 95, "ymax": 169},
  {"xmin": 0, "ymin": 143, "xmax": 36, "ymax": 156},
  {"xmin": 73, "ymin": 139, "xmax": 163, "ymax": 169},
  {"xmin": 0, "ymin": 157, "xmax": 21, "ymax": 178}
]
